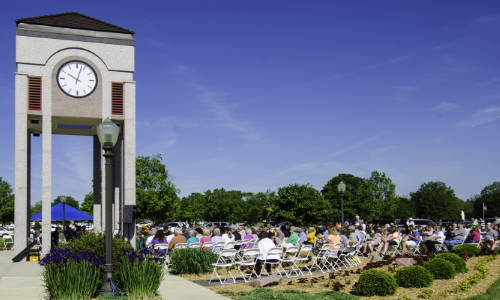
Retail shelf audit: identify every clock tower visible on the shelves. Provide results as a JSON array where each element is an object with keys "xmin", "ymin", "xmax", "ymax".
[{"xmin": 14, "ymin": 12, "xmax": 136, "ymax": 255}]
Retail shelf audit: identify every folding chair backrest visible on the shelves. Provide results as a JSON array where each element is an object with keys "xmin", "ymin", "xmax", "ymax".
[
  {"xmin": 266, "ymin": 247, "xmax": 283, "ymax": 260},
  {"xmin": 217, "ymin": 249, "xmax": 237, "ymax": 264},
  {"xmin": 174, "ymin": 243, "xmax": 187, "ymax": 249},
  {"xmin": 188, "ymin": 242, "xmax": 201, "ymax": 248},
  {"xmin": 225, "ymin": 241, "xmax": 237, "ymax": 249},
  {"xmin": 240, "ymin": 248, "xmax": 260, "ymax": 262},
  {"xmin": 154, "ymin": 243, "xmax": 169, "ymax": 250},
  {"xmin": 298, "ymin": 244, "xmax": 313, "ymax": 257}
]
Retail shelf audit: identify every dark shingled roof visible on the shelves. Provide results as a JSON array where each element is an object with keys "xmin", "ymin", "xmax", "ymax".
[{"xmin": 16, "ymin": 12, "xmax": 134, "ymax": 35}]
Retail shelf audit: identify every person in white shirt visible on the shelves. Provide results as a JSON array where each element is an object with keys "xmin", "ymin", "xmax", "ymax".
[
  {"xmin": 406, "ymin": 218, "xmax": 415, "ymax": 226},
  {"xmin": 221, "ymin": 228, "xmax": 235, "ymax": 248},
  {"xmin": 255, "ymin": 231, "xmax": 280, "ymax": 275},
  {"xmin": 145, "ymin": 227, "xmax": 157, "ymax": 248}
]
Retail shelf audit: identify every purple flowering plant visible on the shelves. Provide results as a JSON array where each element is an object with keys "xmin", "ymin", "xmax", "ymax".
[
  {"xmin": 40, "ymin": 248, "xmax": 104, "ymax": 299},
  {"xmin": 115, "ymin": 248, "xmax": 165, "ymax": 298},
  {"xmin": 39, "ymin": 248, "xmax": 104, "ymax": 267}
]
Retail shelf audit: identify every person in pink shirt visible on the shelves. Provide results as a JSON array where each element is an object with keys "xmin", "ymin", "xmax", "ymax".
[{"xmin": 199, "ymin": 228, "xmax": 212, "ymax": 248}]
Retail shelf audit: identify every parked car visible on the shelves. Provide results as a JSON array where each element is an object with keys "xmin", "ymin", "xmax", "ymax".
[{"xmin": 204, "ymin": 222, "xmax": 229, "ymax": 228}]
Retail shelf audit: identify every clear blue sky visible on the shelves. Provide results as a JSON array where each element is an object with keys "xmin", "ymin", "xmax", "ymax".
[{"xmin": 1, "ymin": 1, "xmax": 500, "ymax": 204}]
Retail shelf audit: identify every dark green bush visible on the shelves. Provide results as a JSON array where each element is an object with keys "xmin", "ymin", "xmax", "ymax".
[
  {"xmin": 169, "ymin": 248, "xmax": 218, "ymax": 274},
  {"xmin": 436, "ymin": 252, "xmax": 467, "ymax": 273},
  {"xmin": 395, "ymin": 266, "xmax": 433, "ymax": 288},
  {"xmin": 58, "ymin": 232, "xmax": 132, "ymax": 265},
  {"xmin": 425, "ymin": 258, "xmax": 456, "ymax": 279},
  {"xmin": 454, "ymin": 244, "xmax": 481, "ymax": 257},
  {"xmin": 355, "ymin": 269, "xmax": 397, "ymax": 296}
]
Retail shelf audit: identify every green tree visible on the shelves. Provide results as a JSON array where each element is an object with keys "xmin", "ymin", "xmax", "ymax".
[
  {"xmin": 80, "ymin": 192, "xmax": 94, "ymax": 215},
  {"xmin": 245, "ymin": 191, "xmax": 275, "ymax": 223},
  {"xmin": 473, "ymin": 182, "xmax": 500, "ymax": 218},
  {"xmin": 321, "ymin": 174, "xmax": 366, "ymax": 222},
  {"xmin": 0, "ymin": 177, "xmax": 14, "ymax": 224},
  {"xmin": 31, "ymin": 201, "xmax": 42, "ymax": 216},
  {"xmin": 366, "ymin": 171, "xmax": 398, "ymax": 219},
  {"xmin": 178, "ymin": 192, "xmax": 207, "ymax": 222},
  {"xmin": 52, "ymin": 195, "xmax": 79, "ymax": 209},
  {"xmin": 394, "ymin": 196, "xmax": 416, "ymax": 219},
  {"xmin": 203, "ymin": 189, "xmax": 246, "ymax": 223},
  {"xmin": 411, "ymin": 181, "xmax": 462, "ymax": 221},
  {"xmin": 271, "ymin": 184, "xmax": 330, "ymax": 227},
  {"xmin": 136, "ymin": 154, "xmax": 179, "ymax": 223}
]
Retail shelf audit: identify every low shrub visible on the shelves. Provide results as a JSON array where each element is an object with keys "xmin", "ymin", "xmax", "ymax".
[
  {"xmin": 421, "ymin": 289, "xmax": 433, "ymax": 299},
  {"xmin": 395, "ymin": 265, "xmax": 433, "ymax": 288},
  {"xmin": 169, "ymin": 248, "xmax": 218, "ymax": 274},
  {"xmin": 355, "ymin": 269, "xmax": 397, "ymax": 296},
  {"xmin": 459, "ymin": 256, "xmax": 494, "ymax": 291},
  {"xmin": 59, "ymin": 232, "xmax": 132, "ymax": 265},
  {"xmin": 40, "ymin": 248, "xmax": 103, "ymax": 300},
  {"xmin": 454, "ymin": 244, "xmax": 481, "ymax": 257},
  {"xmin": 425, "ymin": 258, "xmax": 456, "ymax": 279},
  {"xmin": 115, "ymin": 248, "xmax": 165, "ymax": 298},
  {"xmin": 435, "ymin": 252, "xmax": 467, "ymax": 273}
]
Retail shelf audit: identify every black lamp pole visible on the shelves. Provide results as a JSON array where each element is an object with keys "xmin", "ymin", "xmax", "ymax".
[
  {"xmin": 101, "ymin": 145, "xmax": 114, "ymax": 295},
  {"xmin": 96, "ymin": 118, "xmax": 120, "ymax": 296},
  {"xmin": 341, "ymin": 192, "xmax": 344, "ymax": 225}
]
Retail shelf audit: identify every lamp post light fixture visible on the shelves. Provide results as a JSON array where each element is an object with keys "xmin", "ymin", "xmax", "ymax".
[
  {"xmin": 96, "ymin": 118, "xmax": 120, "ymax": 295},
  {"xmin": 337, "ymin": 181, "xmax": 346, "ymax": 226}
]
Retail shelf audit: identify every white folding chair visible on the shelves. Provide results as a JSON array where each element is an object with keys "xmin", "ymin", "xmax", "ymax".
[
  {"xmin": 386, "ymin": 238, "xmax": 402, "ymax": 256},
  {"xmin": 278, "ymin": 246, "xmax": 300, "ymax": 278},
  {"xmin": 407, "ymin": 242, "xmax": 421, "ymax": 256},
  {"xmin": 260, "ymin": 247, "xmax": 284, "ymax": 277},
  {"xmin": 295, "ymin": 244, "xmax": 313, "ymax": 276},
  {"xmin": 235, "ymin": 248, "xmax": 260, "ymax": 282},
  {"xmin": 3, "ymin": 235, "xmax": 13, "ymax": 250},
  {"xmin": 187, "ymin": 242, "xmax": 201, "ymax": 249},
  {"xmin": 209, "ymin": 249, "xmax": 238, "ymax": 285},
  {"xmin": 224, "ymin": 241, "xmax": 237, "ymax": 249},
  {"xmin": 213, "ymin": 241, "xmax": 225, "ymax": 253},
  {"xmin": 311, "ymin": 243, "xmax": 332, "ymax": 273},
  {"xmin": 173, "ymin": 243, "xmax": 187, "ymax": 250}
]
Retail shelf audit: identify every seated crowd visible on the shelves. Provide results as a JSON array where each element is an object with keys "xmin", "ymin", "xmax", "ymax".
[{"xmin": 135, "ymin": 216, "xmax": 500, "ymax": 275}]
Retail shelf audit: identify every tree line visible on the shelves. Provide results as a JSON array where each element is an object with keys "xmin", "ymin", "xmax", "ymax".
[{"xmin": 0, "ymin": 154, "xmax": 498, "ymax": 226}]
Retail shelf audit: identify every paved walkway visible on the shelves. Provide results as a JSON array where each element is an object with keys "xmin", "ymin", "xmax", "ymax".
[
  {"xmin": 158, "ymin": 273, "xmax": 231, "ymax": 300},
  {"xmin": 0, "ymin": 251, "xmax": 230, "ymax": 300},
  {"xmin": 0, "ymin": 251, "xmax": 46, "ymax": 300}
]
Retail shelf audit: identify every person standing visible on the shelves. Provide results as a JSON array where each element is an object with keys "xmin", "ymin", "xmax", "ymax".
[{"xmin": 34, "ymin": 218, "xmax": 41, "ymax": 241}]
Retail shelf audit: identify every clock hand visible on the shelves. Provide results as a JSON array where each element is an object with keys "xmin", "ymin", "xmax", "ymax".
[
  {"xmin": 64, "ymin": 72, "xmax": 81, "ymax": 83},
  {"xmin": 75, "ymin": 66, "xmax": 83, "ymax": 85}
]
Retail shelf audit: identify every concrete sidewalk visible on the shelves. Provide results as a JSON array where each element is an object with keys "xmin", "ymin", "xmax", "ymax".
[
  {"xmin": 0, "ymin": 251, "xmax": 230, "ymax": 300},
  {"xmin": 0, "ymin": 251, "xmax": 46, "ymax": 300},
  {"xmin": 158, "ymin": 273, "xmax": 231, "ymax": 300}
]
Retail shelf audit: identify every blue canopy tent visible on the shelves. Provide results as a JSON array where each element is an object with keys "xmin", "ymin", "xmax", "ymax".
[{"xmin": 30, "ymin": 202, "xmax": 93, "ymax": 221}]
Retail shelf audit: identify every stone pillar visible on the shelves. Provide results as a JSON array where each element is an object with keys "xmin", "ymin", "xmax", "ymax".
[
  {"xmin": 27, "ymin": 132, "xmax": 31, "ymax": 239},
  {"xmin": 93, "ymin": 136, "xmax": 102, "ymax": 232},
  {"xmin": 41, "ymin": 115, "xmax": 52, "ymax": 256},
  {"xmin": 14, "ymin": 73, "xmax": 28, "ymax": 254},
  {"xmin": 124, "ymin": 81, "xmax": 136, "ymax": 246}
]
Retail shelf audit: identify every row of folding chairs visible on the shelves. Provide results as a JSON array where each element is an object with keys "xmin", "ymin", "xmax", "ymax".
[
  {"xmin": 310, "ymin": 243, "xmax": 362, "ymax": 274},
  {"xmin": 209, "ymin": 244, "xmax": 315, "ymax": 285}
]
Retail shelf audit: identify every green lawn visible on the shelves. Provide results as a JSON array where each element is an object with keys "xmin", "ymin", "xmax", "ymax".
[
  {"xmin": 460, "ymin": 276, "xmax": 500, "ymax": 300},
  {"xmin": 218, "ymin": 288, "xmax": 359, "ymax": 300}
]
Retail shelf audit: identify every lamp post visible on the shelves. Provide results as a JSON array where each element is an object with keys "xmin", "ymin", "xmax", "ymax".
[
  {"xmin": 96, "ymin": 118, "xmax": 120, "ymax": 295},
  {"xmin": 337, "ymin": 181, "xmax": 346, "ymax": 226}
]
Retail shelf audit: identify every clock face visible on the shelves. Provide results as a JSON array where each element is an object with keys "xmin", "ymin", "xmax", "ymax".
[{"xmin": 57, "ymin": 61, "xmax": 97, "ymax": 98}]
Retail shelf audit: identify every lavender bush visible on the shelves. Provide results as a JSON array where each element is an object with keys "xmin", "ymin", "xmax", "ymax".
[
  {"xmin": 115, "ymin": 248, "xmax": 165, "ymax": 298},
  {"xmin": 40, "ymin": 248, "xmax": 103, "ymax": 300}
]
